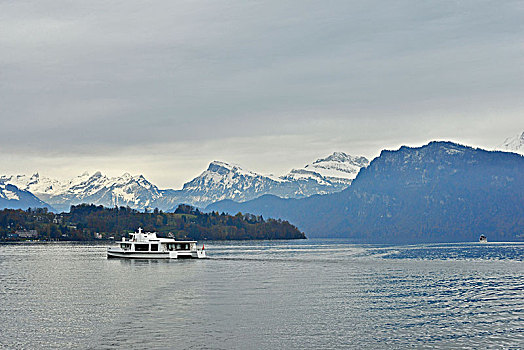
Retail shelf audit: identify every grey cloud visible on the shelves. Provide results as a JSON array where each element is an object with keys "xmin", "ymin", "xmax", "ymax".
[{"xmin": 1, "ymin": 0, "xmax": 523, "ymax": 186}]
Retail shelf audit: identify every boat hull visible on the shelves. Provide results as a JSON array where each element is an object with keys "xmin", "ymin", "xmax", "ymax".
[{"xmin": 107, "ymin": 249, "xmax": 207, "ymax": 259}]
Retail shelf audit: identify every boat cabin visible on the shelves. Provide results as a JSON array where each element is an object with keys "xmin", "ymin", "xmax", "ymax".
[
  {"xmin": 118, "ymin": 228, "xmax": 197, "ymax": 253},
  {"xmin": 119, "ymin": 241, "xmax": 196, "ymax": 252}
]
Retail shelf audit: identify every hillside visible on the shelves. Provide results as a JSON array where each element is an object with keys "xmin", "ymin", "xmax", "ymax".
[
  {"xmin": 208, "ymin": 142, "xmax": 524, "ymax": 243},
  {"xmin": 0, "ymin": 181, "xmax": 54, "ymax": 211},
  {"xmin": 0, "ymin": 204, "xmax": 305, "ymax": 241}
]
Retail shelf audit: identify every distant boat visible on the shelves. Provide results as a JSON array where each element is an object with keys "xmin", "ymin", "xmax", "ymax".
[
  {"xmin": 479, "ymin": 235, "xmax": 487, "ymax": 243},
  {"xmin": 107, "ymin": 228, "xmax": 207, "ymax": 259}
]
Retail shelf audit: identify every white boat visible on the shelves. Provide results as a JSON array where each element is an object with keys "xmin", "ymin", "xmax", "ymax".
[
  {"xmin": 479, "ymin": 235, "xmax": 487, "ymax": 243},
  {"xmin": 107, "ymin": 228, "xmax": 207, "ymax": 259}
]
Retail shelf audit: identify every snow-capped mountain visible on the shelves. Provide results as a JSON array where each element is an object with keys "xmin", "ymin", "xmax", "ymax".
[
  {"xmin": 285, "ymin": 152, "xmax": 370, "ymax": 185},
  {"xmin": 500, "ymin": 131, "xmax": 524, "ymax": 154},
  {"xmin": 153, "ymin": 161, "xmax": 281, "ymax": 209},
  {"xmin": 2, "ymin": 172, "xmax": 163, "ymax": 212},
  {"xmin": 180, "ymin": 161, "xmax": 285, "ymax": 203},
  {"xmin": 160, "ymin": 153, "xmax": 369, "ymax": 209},
  {"xmin": 50, "ymin": 172, "xmax": 163, "ymax": 212},
  {"xmin": 306, "ymin": 152, "xmax": 370, "ymax": 180},
  {"xmin": 1, "ymin": 152, "xmax": 369, "ymax": 212},
  {"xmin": 0, "ymin": 180, "xmax": 53, "ymax": 210},
  {"xmin": 159, "ymin": 160, "xmax": 348, "ymax": 209},
  {"xmin": 1, "ymin": 173, "xmax": 65, "ymax": 195}
]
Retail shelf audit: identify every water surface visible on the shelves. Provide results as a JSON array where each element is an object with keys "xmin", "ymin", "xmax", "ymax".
[{"xmin": 1, "ymin": 240, "xmax": 522, "ymax": 349}]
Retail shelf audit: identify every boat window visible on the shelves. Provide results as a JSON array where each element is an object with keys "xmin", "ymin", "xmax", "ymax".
[
  {"xmin": 150, "ymin": 244, "xmax": 159, "ymax": 251},
  {"xmin": 120, "ymin": 243, "xmax": 131, "ymax": 250},
  {"xmin": 135, "ymin": 244, "xmax": 149, "ymax": 252},
  {"xmin": 176, "ymin": 244, "xmax": 182, "ymax": 250}
]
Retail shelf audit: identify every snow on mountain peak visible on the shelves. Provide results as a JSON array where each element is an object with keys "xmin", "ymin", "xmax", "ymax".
[
  {"xmin": 0, "ymin": 181, "xmax": 54, "ymax": 209},
  {"xmin": 312, "ymin": 152, "xmax": 369, "ymax": 167},
  {"xmin": 1, "ymin": 173, "xmax": 65, "ymax": 196},
  {"xmin": 68, "ymin": 172, "xmax": 92, "ymax": 188},
  {"xmin": 186, "ymin": 161, "xmax": 260, "ymax": 189},
  {"xmin": 207, "ymin": 161, "xmax": 257, "ymax": 176},
  {"xmin": 303, "ymin": 152, "xmax": 370, "ymax": 180},
  {"xmin": 500, "ymin": 131, "xmax": 524, "ymax": 154},
  {"xmin": 0, "ymin": 183, "xmax": 20, "ymax": 201},
  {"xmin": 313, "ymin": 151, "xmax": 349, "ymax": 163},
  {"xmin": 280, "ymin": 168, "xmax": 331, "ymax": 185}
]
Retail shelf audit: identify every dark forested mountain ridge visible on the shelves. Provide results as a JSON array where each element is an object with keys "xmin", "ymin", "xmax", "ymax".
[{"xmin": 208, "ymin": 142, "xmax": 524, "ymax": 243}]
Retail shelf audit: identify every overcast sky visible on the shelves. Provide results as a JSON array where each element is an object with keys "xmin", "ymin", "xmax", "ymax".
[{"xmin": 1, "ymin": 0, "xmax": 523, "ymax": 188}]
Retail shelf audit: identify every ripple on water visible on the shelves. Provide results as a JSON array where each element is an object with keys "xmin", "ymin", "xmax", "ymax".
[{"xmin": 0, "ymin": 240, "xmax": 523, "ymax": 349}]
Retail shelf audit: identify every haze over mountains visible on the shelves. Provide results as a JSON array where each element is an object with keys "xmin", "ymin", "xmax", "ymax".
[{"xmin": 0, "ymin": 152, "xmax": 368, "ymax": 212}]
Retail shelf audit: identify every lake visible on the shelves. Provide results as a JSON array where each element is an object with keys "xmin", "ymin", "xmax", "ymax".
[{"xmin": 1, "ymin": 240, "xmax": 523, "ymax": 349}]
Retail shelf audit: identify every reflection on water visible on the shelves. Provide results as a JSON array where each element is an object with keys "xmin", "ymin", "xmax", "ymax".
[{"xmin": 0, "ymin": 240, "xmax": 522, "ymax": 349}]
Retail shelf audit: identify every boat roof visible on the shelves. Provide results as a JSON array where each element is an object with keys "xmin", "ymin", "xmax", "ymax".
[
  {"xmin": 124, "ymin": 237, "xmax": 197, "ymax": 243},
  {"xmin": 157, "ymin": 238, "xmax": 197, "ymax": 243},
  {"xmin": 126, "ymin": 228, "xmax": 197, "ymax": 243}
]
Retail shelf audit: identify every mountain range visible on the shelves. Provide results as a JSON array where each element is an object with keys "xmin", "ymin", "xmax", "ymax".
[
  {"xmin": 0, "ymin": 152, "xmax": 368, "ymax": 212},
  {"xmin": 1, "ymin": 172, "xmax": 163, "ymax": 212},
  {"xmin": 2, "ymin": 133, "xmax": 523, "ymax": 243},
  {"xmin": 0, "ymin": 180, "xmax": 53, "ymax": 210},
  {"xmin": 162, "ymin": 153, "xmax": 369, "ymax": 209},
  {"xmin": 208, "ymin": 141, "xmax": 524, "ymax": 243}
]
